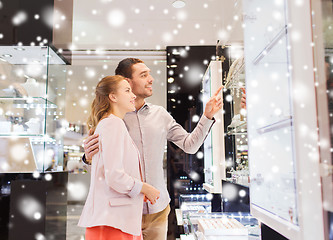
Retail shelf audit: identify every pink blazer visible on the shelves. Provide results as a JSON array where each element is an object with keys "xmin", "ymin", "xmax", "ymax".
[{"xmin": 78, "ymin": 114, "xmax": 144, "ymax": 236}]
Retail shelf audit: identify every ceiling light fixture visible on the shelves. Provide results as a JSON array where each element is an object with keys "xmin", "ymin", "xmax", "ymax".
[
  {"xmin": 172, "ymin": 0, "xmax": 185, "ymax": 8},
  {"xmin": 2, "ymin": 54, "xmax": 12, "ymax": 58},
  {"xmin": 14, "ymin": 47, "xmax": 25, "ymax": 51}
]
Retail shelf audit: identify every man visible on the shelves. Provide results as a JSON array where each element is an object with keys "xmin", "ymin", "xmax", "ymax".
[{"xmin": 83, "ymin": 58, "xmax": 222, "ymax": 240}]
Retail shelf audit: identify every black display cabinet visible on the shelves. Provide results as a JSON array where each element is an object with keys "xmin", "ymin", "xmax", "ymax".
[{"xmin": 0, "ymin": 172, "xmax": 68, "ymax": 240}]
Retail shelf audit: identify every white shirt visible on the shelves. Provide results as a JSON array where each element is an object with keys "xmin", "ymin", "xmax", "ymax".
[{"xmin": 124, "ymin": 102, "xmax": 215, "ymax": 214}]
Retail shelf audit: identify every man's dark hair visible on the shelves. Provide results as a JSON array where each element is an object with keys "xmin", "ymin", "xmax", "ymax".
[{"xmin": 115, "ymin": 58, "xmax": 144, "ymax": 79}]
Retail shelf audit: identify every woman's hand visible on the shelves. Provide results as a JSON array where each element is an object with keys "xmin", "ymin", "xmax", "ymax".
[{"xmin": 141, "ymin": 183, "xmax": 160, "ymax": 205}]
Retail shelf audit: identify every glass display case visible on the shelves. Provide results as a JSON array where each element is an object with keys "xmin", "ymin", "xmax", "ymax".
[
  {"xmin": 202, "ymin": 61, "xmax": 224, "ymax": 193},
  {"xmin": 223, "ymin": 46, "xmax": 249, "ymax": 187},
  {"xmin": 202, "ymin": 55, "xmax": 249, "ymax": 190},
  {"xmin": 243, "ymin": 0, "xmax": 327, "ymax": 239},
  {"xmin": 179, "ymin": 194, "xmax": 212, "ymax": 217},
  {"xmin": 311, "ymin": 0, "xmax": 333, "ymax": 237},
  {"xmin": 181, "ymin": 211, "xmax": 260, "ymax": 240},
  {"xmin": 177, "ymin": 193, "xmax": 258, "ymax": 239},
  {"xmin": 0, "ymin": 45, "xmax": 67, "ymax": 172},
  {"xmin": 312, "ymin": 0, "xmax": 333, "ymax": 213},
  {"xmin": 243, "ymin": 0, "xmax": 299, "ymax": 229}
]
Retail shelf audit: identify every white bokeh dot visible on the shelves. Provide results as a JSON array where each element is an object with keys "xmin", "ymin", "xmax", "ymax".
[
  {"xmin": 107, "ymin": 9, "xmax": 126, "ymax": 27},
  {"xmin": 33, "ymin": 171, "xmax": 40, "ymax": 178},
  {"xmin": 192, "ymin": 115, "xmax": 200, "ymax": 122},
  {"xmin": 239, "ymin": 189, "xmax": 247, "ymax": 197},
  {"xmin": 12, "ymin": 11, "xmax": 28, "ymax": 26},
  {"xmin": 226, "ymin": 95, "xmax": 233, "ymax": 102},
  {"xmin": 44, "ymin": 174, "xmax": 52, "ymax": 181},
  {"xmin": 35, "ymin": 233, "xmax": 46, "ymax": 240},
  {"xmin": 34, "ymin": 212, "xmax": 42, "ymax": 220},
  {"xmin": 196, "ymin": 151, "xmax": 204, "ymax": 159}
]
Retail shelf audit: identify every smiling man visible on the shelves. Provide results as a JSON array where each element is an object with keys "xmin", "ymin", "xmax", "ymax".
[{"xmin": 83, "ymin": 58, "xmax": 223, "ymax": 240}]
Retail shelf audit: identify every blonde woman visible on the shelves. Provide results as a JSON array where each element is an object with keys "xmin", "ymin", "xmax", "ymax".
[{"xmin": 78, "ymin": 75, "xmax": 160, "ymax": 240}]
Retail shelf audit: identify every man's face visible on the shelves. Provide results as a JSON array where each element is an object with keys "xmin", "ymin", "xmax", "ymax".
[{"xmin": 128, "ymin": 63, "xmax": 154, "ymax": 99}]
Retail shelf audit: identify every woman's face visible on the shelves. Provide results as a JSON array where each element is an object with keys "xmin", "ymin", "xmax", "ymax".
[{"xmin": 113, "ymin": 80, "xmax": 136, "ymax": 112}]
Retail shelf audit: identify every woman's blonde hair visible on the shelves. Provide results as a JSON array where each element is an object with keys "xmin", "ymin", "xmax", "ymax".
[{"xmin": 87, "ymin": 75, "xmax": 125, "ymax": 134}]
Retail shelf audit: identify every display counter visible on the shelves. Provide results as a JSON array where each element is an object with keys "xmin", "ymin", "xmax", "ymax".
[
  {"xmin": 179, "ymin": 211, "xmax": 260, "ymax": 240},
  {"xmin": 177, "ymin": 194, "xmax": 260, "ymax": 240}
]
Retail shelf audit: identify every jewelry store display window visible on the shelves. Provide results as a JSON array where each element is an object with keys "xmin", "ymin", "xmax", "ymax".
[{"xmin": 0, "ymin": 45, "xmax": 67, "ymax": 173}]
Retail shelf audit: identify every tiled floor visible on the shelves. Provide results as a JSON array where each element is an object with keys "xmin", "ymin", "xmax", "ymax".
[{"xmin": 66, "ymin": 204, "xmax": 85, "ymax": 240}]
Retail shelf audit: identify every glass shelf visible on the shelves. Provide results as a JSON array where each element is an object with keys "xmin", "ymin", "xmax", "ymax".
[
  {"xmin": 252, "ymin": 25, "xmax": 288, "ymax": 65},
  {"xmin": 227, "ymin": 121, "xmax": 247, "ymax": 135},
  {"xmin": 0, "ymin": 97, "xmax": 57, "ymax": 108},
  {"xmin": 0, "ymin": 133, "xmax": 43, "ymax": 137},
  {"xmin": 0, "ymin": 97, "xmax": 60, "ymax": 136},
  {"xmin": 256, "ymin": 116, "xmax": 292, "ymax": 134}
]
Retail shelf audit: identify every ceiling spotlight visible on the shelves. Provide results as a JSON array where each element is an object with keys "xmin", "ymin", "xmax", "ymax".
[{"xmin": 172, "ymin": 0, "xmax": 185, "ymax": 8}]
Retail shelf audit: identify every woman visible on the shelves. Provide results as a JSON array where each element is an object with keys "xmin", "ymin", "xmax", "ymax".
[{"xmin": 78, "ymin": 75, "xmax": 160, "ymax": 240}]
